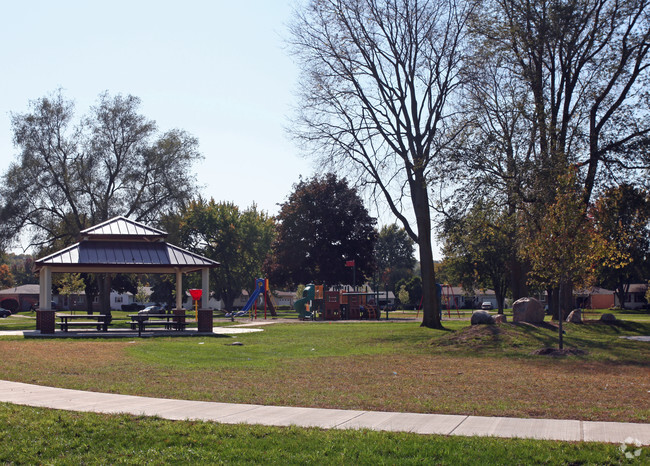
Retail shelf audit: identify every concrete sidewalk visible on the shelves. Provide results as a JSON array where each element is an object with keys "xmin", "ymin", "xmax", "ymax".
[{"xmin": 1, "ymin": 380, "xmax": 648, "ymax": 445}]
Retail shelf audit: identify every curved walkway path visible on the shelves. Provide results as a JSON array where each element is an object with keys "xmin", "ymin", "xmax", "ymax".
[{"xmin": 0, "ymin": 380, "xmax": 648, "ymax": 445}]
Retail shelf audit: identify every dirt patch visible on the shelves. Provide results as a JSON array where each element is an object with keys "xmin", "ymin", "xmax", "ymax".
[
  {"xmin": 532, "ymin": 347, "xmax": 588, "ymax": 357},
  {"xmin": 433, "ymin": 323, "xmax": 530, "ymax": 349}
]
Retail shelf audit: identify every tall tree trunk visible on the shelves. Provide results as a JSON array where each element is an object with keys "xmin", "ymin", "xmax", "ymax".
[
  {"xmin": 616, "ymin": 281, "xmax": 629, "ymax": 310},
  {"xmin": 560, "ymin": 279, "xmax": 573, "ymax": 318},
  {"xmin": 97, "ymin": 274, "xmax": 112, "ymax": 316},
  {"xmin": 547, "ymin": 287, "xmax": 556, "ymax": 319},
  {"xmin": 224, "ymin": 293, "xmax": 236, "ymax": 313},
  {"xmin": 411, "ymin": 177, "xmax": 442, "ymax": 329},
  {"xmin": 509, "ymin": 257, "xmax": 529, "ymax": 300}
]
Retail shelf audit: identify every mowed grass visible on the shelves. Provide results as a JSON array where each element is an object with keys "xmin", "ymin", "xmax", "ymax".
[
  {"xmin": 0, "ymin": 403, "xmax": 635, "ymax": 465},
  {"xmin": 0, "ymin": 320, "xmax": 648, "ymax": 422}
]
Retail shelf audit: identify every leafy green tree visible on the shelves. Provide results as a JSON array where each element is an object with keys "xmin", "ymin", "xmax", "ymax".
[
  {"xmin": 592, "ymin": 184, "xmax": 650, "ymax": 309},
  {"xmin": 395, "ymin": 276, "xmax": 422, "ymax": 309},
  {"xmin": 54, "ymin": 273, "xmax": 85, "ymax": 311},
  {"xmin": 149, "ymin": 275, "xmax": 176, "ymax": 309},
  {"xmin": 397, "ymin": 285, "xmax": 410, "ymax": 310},
  {"xmin": 1, "ymin": 90, "xmax": 202, "ymax": 313},
  {"xmin": 440, "ymin": 202, "xmax": 511, "ymax": 314},
  {"xmin": 266, "ymin": 174, "xmax": 377, "ymax": 287},
  {"xmin": 295, "ymin": 284, "xmax": 306, "ymax": 302},
  {"xmin": 288, "ymin": 0, "xmax": 473, "ymax": 328},
  {"xmin": 375, "ymin": 224, "xmax": 416, "ymax": 294},
  {"xmin": 1, "ymin": 90, "xmax": 201, "ymax": 252},
  {"xmin": 178, "ymin": 199, "xmax": 276, "ymax": 312},
  {"xmin": 135, "ymin": 281, "xmax": 149, "ymax": 304}
]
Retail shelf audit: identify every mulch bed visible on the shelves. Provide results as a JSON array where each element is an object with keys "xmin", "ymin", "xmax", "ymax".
[{"xmin": 532, "ymin": 347, "xmax": 588, "ymax": 357}]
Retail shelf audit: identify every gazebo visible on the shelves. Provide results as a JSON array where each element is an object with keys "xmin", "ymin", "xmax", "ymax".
[{"xmin": 34, "ymin": 216, "xmax": 220, "ymax": 334}]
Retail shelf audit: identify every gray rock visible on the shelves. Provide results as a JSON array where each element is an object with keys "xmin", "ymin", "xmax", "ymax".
[
  {"xmin": 471, "ymin": 310, "xmax": 495, "ymax": 325},
  {"xmin": 566, "ymin": 309, "xmax": 582, "ymax": 323},
  {"xmin": 600, "ymin": 313, "xmax": 617, "ymax": 322},
  {"xmin": 512, "ymin": 297, "xmax": 545, "ymax": 323},
  {"xmin": 494, "ymin": 314, "xmax": 507, "ymax": 324}
]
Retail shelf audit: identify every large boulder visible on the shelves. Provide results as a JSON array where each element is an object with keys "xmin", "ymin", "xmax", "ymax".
[
  {"xmin": 512, "ymin": 297, "xmax": 545, "ymax": 323},
  {"xmin": 600, "ymin": 313, "xmax": 617, "ymax": 323},
  {"xmin": 566, "ymin": 309, "xmax": 582, "ymax": 323},
  {"xmin": 471, "ymin": 310, "xmax": 495, "ymax": 325}
]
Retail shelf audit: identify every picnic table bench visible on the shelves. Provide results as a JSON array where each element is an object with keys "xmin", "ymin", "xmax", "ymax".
[
  {"xmin": 56, "ymin": 313, "xmax": 111, "ymax": 332},
  {"xmin": 128, "ymin": 313, "xmax": 189, "ymax": 337}
]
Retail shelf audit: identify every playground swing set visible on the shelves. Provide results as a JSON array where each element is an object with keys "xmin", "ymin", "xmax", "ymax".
[{"xmin": 414, "ymin": 284, "xmax": 460, "ymax": 319}]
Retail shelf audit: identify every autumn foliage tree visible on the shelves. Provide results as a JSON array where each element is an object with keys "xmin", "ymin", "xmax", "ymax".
[
  {"xmin": 522, "ymin": 170, "xmax": 603, "ymax": 316},
  {"xmin": 0, "ymin": 264, "xmax": 13, "ymax": 289},
  {"xmin": 452, "ymin": 0, "xmax": 650, "ymax": 310}
]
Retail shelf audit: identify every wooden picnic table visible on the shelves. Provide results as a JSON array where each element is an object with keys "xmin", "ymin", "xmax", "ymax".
[
  {"xmin": 56, "ymin": 313, "xmax": 111, "ymax": 332},
  {"xmin": 128, "ymin": 313, "xmax": 189, "ymax": 337}
]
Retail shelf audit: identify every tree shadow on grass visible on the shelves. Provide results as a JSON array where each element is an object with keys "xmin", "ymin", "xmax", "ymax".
[{"xmin": 430, "ymin": 321, "xmax": 650, "ymax": 367}]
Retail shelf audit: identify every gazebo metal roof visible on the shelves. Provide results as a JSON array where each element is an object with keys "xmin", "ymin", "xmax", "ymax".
[
  {"xmin": 35, "ymin": 216, "xmax": 219, "ymax": 274},
  {"xmin": 79, "ymin": 216, "xmax": 167, "ymax": 240}
]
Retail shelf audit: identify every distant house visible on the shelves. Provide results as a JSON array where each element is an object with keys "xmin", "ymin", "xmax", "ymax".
[
  {"xmin": 0, "ymin": 284, "xmax": 40, "ymax": 312},
  {"xmin": 0, "ymin": 284, "xmax": 159, "ymax": 313},
  {"xmin": 575, "ymin": 287, "xmax": 616, "ymax": 310},
  {"xmin": 616, "ymin": 283, "xmax": 649, "ymax": 309}
]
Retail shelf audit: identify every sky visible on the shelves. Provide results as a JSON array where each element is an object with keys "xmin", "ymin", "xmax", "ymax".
[{"xmin": 0, "ymin": 0, "xmax": 440, "ymax": 258}]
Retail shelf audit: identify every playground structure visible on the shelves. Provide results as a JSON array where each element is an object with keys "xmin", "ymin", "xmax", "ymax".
[
  {"xmin": 293, "ymin": 284, "xmax": 388, "ymax": 321},
  {"xmin": 225, "ymin": 278, "xmax": 277, "ymax": 319}
]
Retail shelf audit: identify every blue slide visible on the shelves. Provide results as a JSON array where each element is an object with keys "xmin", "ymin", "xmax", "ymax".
[{"xmin": 226, "ymin": 279, "xmax": 265, "ymax": 317}]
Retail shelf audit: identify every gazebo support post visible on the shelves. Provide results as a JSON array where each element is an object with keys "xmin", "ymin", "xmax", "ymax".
[
  {"xmin": 197, "ymin": 267, "xmax": 213, "ymax": 333},
  {"xmin": 173, "ymin": 268, "xmax": 186, "ymax": 330},
  {"xmin": 175, "ymin": 268, "xmax": 183, "ymax": 311},
  {"xmin": 38, "ymin": 266, "xmax": 55, "ymax": 334}
]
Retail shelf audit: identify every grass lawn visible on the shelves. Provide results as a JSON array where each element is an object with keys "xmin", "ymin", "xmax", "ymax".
[
  {"xmin": 0, "ymin": 314, "xmax": 648, "ymax": 463},
  {"xmin": 0, "ymin": 318, "xmax": 648, "ymax": 422},
  {"xmin": 0, "ymin": 403, "xmax": 636, "ymax": 465}
]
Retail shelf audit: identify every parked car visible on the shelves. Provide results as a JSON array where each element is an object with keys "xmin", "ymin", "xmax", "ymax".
[
  {"xmin": 121, "ymin": 302, "xmax": 145, "ymax": 312},
  {"xmin": 0, "ymin": 308, "xmax": 11, "ymax": 318},
  {"xmin": 138, "ymin": 305, "xmax": 163, "ymax": 315},
  {"xmin": 481, "ymin": 302, "xmax": 493, "ymax": 310}
]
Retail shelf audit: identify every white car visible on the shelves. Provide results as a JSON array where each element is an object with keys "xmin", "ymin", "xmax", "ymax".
[
  {"xmin": 138, "ymin": 305, "xmax": 163, "ymax": 315},
  {"xmin": 481, "ymin": 302, "xmax": 493, "ymax": 310}
]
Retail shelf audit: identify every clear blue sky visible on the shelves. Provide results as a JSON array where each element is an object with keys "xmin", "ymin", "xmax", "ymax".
[
  {"xmin": 0, "ymin": 0, "xmax": 440, "ymax": 258},
  {"xmin": 0, "ymin": 1, "xmax": 306, "ymax": 217}
]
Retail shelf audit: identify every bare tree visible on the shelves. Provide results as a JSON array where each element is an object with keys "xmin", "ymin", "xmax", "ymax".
[
  {"xmin": 449, "ymin": 0, "xmax": 650, "ymax": 314},
  {"xmin": 289, "ymin": 0, "xmax": 474, "ymax": 328},
  {"xmin": 488, "ymin": 0, "xmax": 650, "ymax": 204}
]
